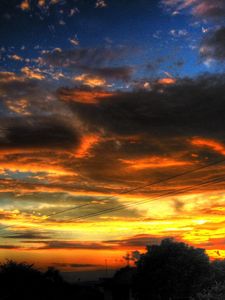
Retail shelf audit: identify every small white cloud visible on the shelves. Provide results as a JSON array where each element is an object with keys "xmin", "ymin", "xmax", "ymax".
[
  {"xmin": 96, "ymin": 0, "xmax": 107, "ymax": 8},
  {"xmin": 172, "ymin": 10, "xmax": 180, "ymax": 15},
  {"xmin": 203, "ymin": 58, "xmax": 215, "ymax": 68},
  {"xmin": 69, "ymin": 35, "xmax": 79, "ymax": 46},
  {"xmin": 69, "ymin": 8, "xmax": 80, "ymax": 17},
  {"xmin": 153, "ymin": 30, "xmax": 162, "ymax": 39},
  {"xmin": 59, "ymin": 20, "xmax": 66, "ymax": 26},
  {"xmin": 170, "ymin": 29, "xmax": 188, "ymax": 37},
  {"xmin": 202, "ymin": 27, "xmax": 209, "ymax": 33}
]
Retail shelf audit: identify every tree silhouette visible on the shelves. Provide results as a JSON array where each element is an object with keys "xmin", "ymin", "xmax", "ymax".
[
  {"xmin": 211, "ymin": 259, "xmax": 225, "ymax": 283},
  {"xmin": 45, "ymin": 266, "xmax": 64, "ymax": 284},
  {"xmin": 0, "ymin": 260, "xmax": 104, "ymax": 300},
  {"xmin": 194, "ymin": 259, "xmax": 225, "ymax": 299},
  {"xmin": 132, "ymin": 239, "xmax": 211, "ymax": 300},
  {"xmin": 195, "ymin": 282, "xmax": 225, "ymax": 300},
  {"xmin": 0, "ymin": 260, "xmax": 47, "ymax": 300}
]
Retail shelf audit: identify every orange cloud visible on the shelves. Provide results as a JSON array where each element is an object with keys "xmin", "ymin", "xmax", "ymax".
[
  {"xmin": 21, "ymin": 67, "xmax": 45, "ymax": 80},
  {"xmin": 158, "ymin": 78, "xmax": 176, "ymax": 85},
  {"xmin": 38, "ymin": 0, "xmax": 46, "ymax": 7},
  {"xmin": 10, "ymin": 54, "xmax": 23, "ymax": 61},
  {"xmin": 75, "ymin": 135, "xmax": 101, "ymax": 158},
  {"xmin": 0, "ymin": 152, "xmax": 76, "ymax": 177},
  {"xmin": 191, "ymin": 138, "xmax": 225, "ymax": 156},
  {"xmin": 20, "ymin": 0, "xmax": 30, "ymax": 10},
  {"xmin": 59, "ymin": 88, "xmax": 114, "ymax": 104},
  {"xmin": 0, "ymin": 72, "xmax": 23, "ymax": 82},
  {"xmin": 120, "ymin": 156, "xmax": 191, "ymax": 170},
  {"xmin": 6, "ymin": 98, "xmax": 30, "ymax": 115},
  {"xmin": 74, "ymin": 74, "xmax": 107, "ymax": 88}
]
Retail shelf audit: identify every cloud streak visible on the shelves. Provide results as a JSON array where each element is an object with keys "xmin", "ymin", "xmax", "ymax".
[{"xmin": 162, "ymin": 0, "xmax": 225, "ymax": 20}]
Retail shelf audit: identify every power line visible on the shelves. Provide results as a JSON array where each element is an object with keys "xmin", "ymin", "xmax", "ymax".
[
  {"xmin": 3, "ymin": 170, "xmax": 225, "ymax": 234},
  {"xmin": 1, "ymin": 157, "xmax": 225, "ymax": 232},
  {"xmin": 65, "ymin": 173, "xmax": 225, "ymax": 222},
  {"xmin": 50, "ymin": 157, "xmax": 225, "ymax": 221}
]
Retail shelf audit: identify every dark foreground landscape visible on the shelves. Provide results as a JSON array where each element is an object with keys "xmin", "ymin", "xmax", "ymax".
[{"xmin": 1, "ymin": 239, "xmax": 225, "ymax": 300}]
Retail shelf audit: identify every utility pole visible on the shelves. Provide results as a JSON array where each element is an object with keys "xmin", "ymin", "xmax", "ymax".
[
  {"xmin": 105, "ymin": 259, "xmax": 108, "ymax": 277},
  {"xmin": 123, "ymin": 252, "xmax": 132, "ymax": 267}
]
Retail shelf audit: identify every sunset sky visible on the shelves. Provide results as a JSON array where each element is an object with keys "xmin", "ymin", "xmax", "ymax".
[{"xmin": 0, "ymin": 0, "xmax": 225, "ymax": 279}]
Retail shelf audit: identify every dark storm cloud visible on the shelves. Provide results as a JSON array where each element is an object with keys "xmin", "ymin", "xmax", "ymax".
[
  {"xmin": 3, "ymin": 230, "xmax": 52, "ymax": 239},
  {"xmin": 28, "ymin": 234, "xmax": 170, "ymax": 251},
  {"xmin": 0, "ymin": 191, "xmax": 141, "ymax": 219},
  {"xmin": 200, "ymin": 27, "xmax": 225, "ymax": 62},
  {"xmin": 172, "ymin": 199, "xmax": 185, "ymax": 213},
  {"xmin": 0, "ymin": 72, "xmax": 60, "ymax": 116},
  {"xmin": 0, "ymin": 116, "xmax": 79, "ymax": 150},
  {"xmin": 34, "ymin": 240, "xmax": 115, "ymax": 250},
  {"xmin": 58, "ymin": 74, "xmax": 225, "ymax": 140},
  {"xmin": 105, "ymin": 234, "xmax": 165, "ymax": 247},
  {"xmin": 44, "ymin": 47, "xmax": 129, "ymax": 69},
  {"xmin": 83, "ymin": 66, "xmax": 134, "ymax": 81},
  {"xmin": 43, "ymin": 47, "xmax": 134, "ymax": 81},
  {"xmin": 12, "ymin": 192, "xmax": 97, "ymax": 205},
  {"xmin": 0, "ymin": 245, "xmax": 18, "ymax": 249}
]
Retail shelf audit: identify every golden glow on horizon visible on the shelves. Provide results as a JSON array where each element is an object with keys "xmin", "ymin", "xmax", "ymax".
[{"xmin": 2, "ymin": 189, "xmax": 225, "ymax": 266}]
